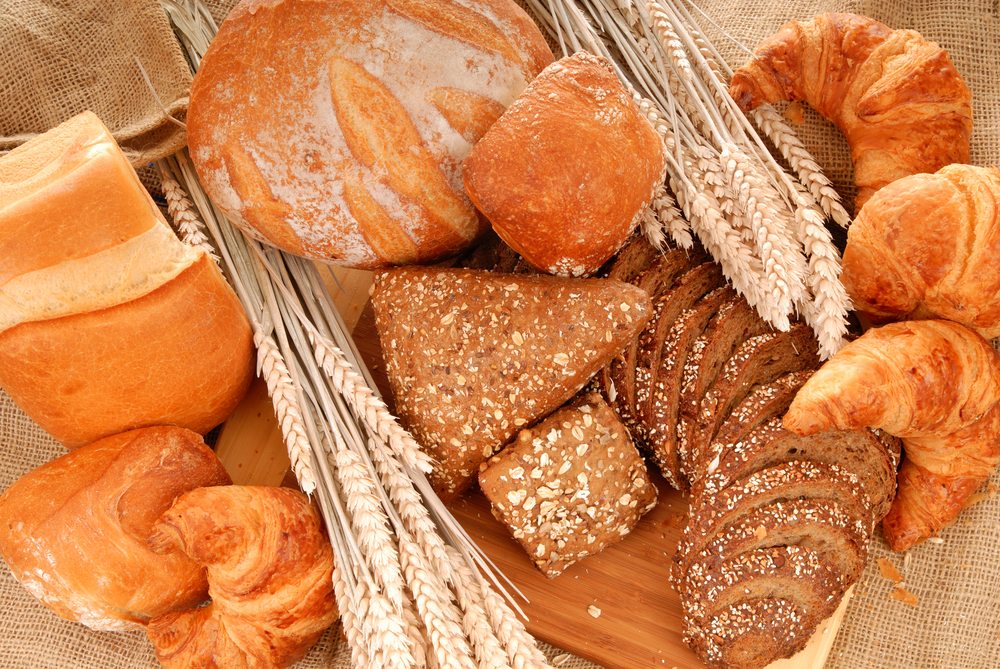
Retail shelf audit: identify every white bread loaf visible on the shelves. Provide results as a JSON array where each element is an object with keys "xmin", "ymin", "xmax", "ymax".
[
  {"xmin": 0, "ymin": 111, "xmax": 254, "ymax": 449},
  {"xmin": 0, "ymin": 426, "xmax": 233, "ymax": 631},
  {"xmin": 187, "ymin": 0, "xmax": 553, "ymax": 268}
]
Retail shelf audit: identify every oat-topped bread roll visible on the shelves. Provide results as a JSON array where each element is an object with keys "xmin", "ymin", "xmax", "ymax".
[
  {"xmin": 188, "ymin": 0, "xmax": 553, "ymax": 268},
  {"xmin": 843, "ymin": 164, "xmax": 1000, "ymax": 338},
  {"xmin": 0, "ymin": 111, "xmax": 254, "ymax": 449},
  {"xmin": 478, "ymin": 392, "xmax": 657, "ymax": 577},
  {"xmin": 729, "ymin": 12, "xmax": 972, "ymax": 210},
  {"xmin": 0, "ymin": 427, "xmax": 232, "ymax": 631},
  {"xmin": 463, "ymin": 51, "xmax": 666, "ymax": 277},
  {"xmin": 371, "ymin": 266, "xmax": 653, "ymax": 500},
  {"xmin": 147, "ymin": 486, "xmax": 338, "ymax": 669}
]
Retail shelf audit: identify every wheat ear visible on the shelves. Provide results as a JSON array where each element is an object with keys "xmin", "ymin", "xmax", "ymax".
[
  {"xmin": 444, "ymin": 546, "xmax": 510, "ymax": 669},
  {"xmin": 157, "ymin": 168, "xmax": 220, "ymax": 260},
  {"xmin": 253, "ymin": 329, "xmax": 316, "ymax": 493},
  {"xmin": 752, "ymin": 105, "xmax": 852, "ymax": 227}
]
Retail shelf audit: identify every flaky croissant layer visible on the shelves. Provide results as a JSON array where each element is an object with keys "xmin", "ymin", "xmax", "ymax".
[
  {"xmin": 730, "ymin": 12, "xmax": 972, "ymax": 210},
  {"xmin": 783, "ymin": 320, "xmax": 1000, "ymax": 550},
  {"xmin": 146, "ymin": 485, "xmax": 339, "ymax": 669}
]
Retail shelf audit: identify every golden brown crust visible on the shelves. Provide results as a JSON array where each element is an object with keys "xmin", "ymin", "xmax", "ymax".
[
  {"xmin": 783, "ymin": 320, "xmax": 1000, "ymax": 438},
  {"xmin": 842, "ymin": 164, "xmax": 1000, "ymax": 338},
  {"xmin": 462, "ymin": 51, "xmax": 666, "ymax": 277},
  {"xmin": 146, "ymin": 486, "xmax": 338, "ymax": 669},
  {"xmin": 0, "ymin": 254, "xmax": 255, "ymax": 448},
  {"xmin": 188, "ymin": 0, "xmax": 552, "ymax": 268},
  {"xmin": 0, "ymin": 427, "xmax": 232, "ymax": 631},
  {"xmin": 882, "ymin": 402, "xmax": 1000, "ymax": 550},
  {"xmin": 729, "ymin": 12, "xmax": 972, "ymax": 209}
]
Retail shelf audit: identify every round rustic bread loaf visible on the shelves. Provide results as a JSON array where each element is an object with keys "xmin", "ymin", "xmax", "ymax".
[
  {"xmin": 462, "ymin": 51, "xmax": 666, "ymax": 277},
  {"xmin": 187, "ymin": 0, "xmax": 553, "ymax": 268}
]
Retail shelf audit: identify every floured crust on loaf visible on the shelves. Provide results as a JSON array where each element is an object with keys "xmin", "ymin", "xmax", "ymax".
[
  {"xmin": 371, "ymin": 266, "xmax": 652, "ymax": 500},
  {"xmin": 478, "ymin": 392, "xmax": 657, "ymax": 577},
  {"xmin": 188, "ymin": 0, "xmax": 553, "ymax": 268}
]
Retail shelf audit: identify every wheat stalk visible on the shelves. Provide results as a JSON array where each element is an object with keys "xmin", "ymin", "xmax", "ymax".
[{"xmin": 158, "ymin": 171, "xmax": 219, "ymax": 260}]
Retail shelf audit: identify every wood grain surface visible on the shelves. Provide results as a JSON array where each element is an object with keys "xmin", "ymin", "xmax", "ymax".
[{"xmin": 216, "ymin": 267, "xmax": 849, "ymax": 669}]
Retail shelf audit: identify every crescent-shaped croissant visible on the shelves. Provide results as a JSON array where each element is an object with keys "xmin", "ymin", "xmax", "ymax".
[
  {"xmin": 729, "ymin": 12, "xmax": 973, "ymax": 210},
  {"xmin": 146, "ymin": 486, "xmax": 339, "ymax": 669},
  {"xmin": 783, "ymin": 320, "xmax": 1000, "ymax": 550}
]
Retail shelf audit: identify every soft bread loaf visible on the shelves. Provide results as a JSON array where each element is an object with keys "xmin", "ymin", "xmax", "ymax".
[
  {"xmin": 463, "ymin": 51, "xmax": 666, "ymax": 277},
  {"xmin": 842, "ymin": 164, "xmax": 1000, "ymax": 337},
  {"xmin": 0, "ymin": 426, "xmax": 233, "ymax": 631},
  {"xmin": 187, "ymin": 0, "xmax": 553, "ymax": 268},
  {"xmin": 0, "ymin": 111, "xmax": 254, "ymax": 449}
]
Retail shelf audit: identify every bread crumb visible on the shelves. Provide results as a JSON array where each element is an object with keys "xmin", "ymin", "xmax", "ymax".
[
  {"xmin": 964, "ymin": 492, "xmax": 988, "ymax": 508},
  {"xmin": 877, "ymin": 557, "xmax": 903, "ymax": 582},
  {"xmin": 784, "ymin": 101, "xmax": 806, "ymax": 124},
  {"xmin": 588, "ymin": 605, "xmax": 601, "ymax": 618},
  {"xmin": 891, "ymin": 587, "xmax": 918, "ymax": 605}
]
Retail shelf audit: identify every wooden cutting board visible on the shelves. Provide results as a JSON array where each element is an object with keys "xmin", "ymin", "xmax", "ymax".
[{"xmin": 215, "ymin": 267, "xmax": 849, "ymax": 669}]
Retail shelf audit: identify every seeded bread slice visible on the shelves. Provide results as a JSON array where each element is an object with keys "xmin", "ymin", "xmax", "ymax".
[
  {"xmin": 593, "ymin": 234, "xmax": 661, "ymax": 422},
  {"xmin": 692, "ymin": 419, "xmax": 898, "ymax": 522},
  {"xmin": 372, "ymin": 267, "xmax": 653, "ymax": 500},
  {"xmin": 685, "ymin": 371, "xmax": 813, "ymax": 485},
  {"xmin": 641, "ymin": 284, "xmax": 733, "ymax": 488},
  {"xmin": 683, "ymin": 324, "xmax": 821, "ymax": 476},
  {"xmin": 605, "ymin": 249, "xmax": 699, "ymax": 441},
  {"xmin": 681, "ymin": 547, "xmax": 845, "ymax": 669},
  {"xmin": 681, "ymin": 545, "xmax": 845, "ymax": 633},
  {"xmin": 478, "ymin": 392, "xmax": 657, "ymax": 578},
  {"xmin": 683, "ymin": 598, "xmax": 812, "ymax": 669},
  {"xmin": 686, "ymin": 498, "xmax": 870, "ymax": 587},
  {"xmin": 674, "ymin": 297, "xmax": 769, "ymax": 485},
  {"xmin": 675, "ymin": 461, "xmax": 872, "ymax": 573}
]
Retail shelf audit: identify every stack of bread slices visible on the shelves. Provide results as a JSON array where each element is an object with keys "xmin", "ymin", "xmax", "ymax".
[{"xmin": 458, "ymin": 232, "xmax": 900, "ymax": 669}]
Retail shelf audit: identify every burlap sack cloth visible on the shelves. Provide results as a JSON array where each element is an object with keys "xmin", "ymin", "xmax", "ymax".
[{"xmin": 0, "ymin": 1, "xmax": 998, "ymax": 668}]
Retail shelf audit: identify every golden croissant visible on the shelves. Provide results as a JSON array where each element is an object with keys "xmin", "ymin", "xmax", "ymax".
[
  {"xmin": 842, "ymin": 164, "xmax": 1000, "ymax": 338},
  {"xmin": 729, "ymin": 12, "xmax": 972, "ymax": 210},
  {"xmin": 146, "ymin": 486, "xmax": 339, "ymax": 669},
  {"xmin": 784, "ymin": 320, "xmax": 1000, "ymax": 550}
]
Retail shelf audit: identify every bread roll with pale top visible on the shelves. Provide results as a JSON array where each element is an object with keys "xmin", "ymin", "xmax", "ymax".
[
  {"xmin": 0, "ymin": 111, "xmax": 254, "ymax": 449},
  {"xmin": 187, "ymin": 0, "xmax": 553, "ymax": 268},
  {"xmin": 842, "ymin": 164, "xmax": 1000, "ymax": 338},
  {"xmin": 463, "ymin": 51, "xmax": 667, "ymax": 277},
  {"xmin": 0, "ymin": 427, "xmax": 233, "ymax": 631}
]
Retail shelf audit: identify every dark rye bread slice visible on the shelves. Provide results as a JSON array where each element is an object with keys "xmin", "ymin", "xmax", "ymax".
[
  {"xmin": 681, "ymin": 547, "xmax": 845, "ymax": 669},
  {"xmin": 605, "ymin": 249, "xmax": 697, "ymax": 440},
  {"xmin": 641, "ymin": 284, "xmax": 733, "ymax": 489},
  {"xmin": 675, "ymin": 460, "xmax": 872, "ymax": 573},
  {"xmin": 685, "ymin": 371, "xmax": 813, "ymax": 485},
  {"xmin": 681, "ymin": 545, "xmax": 845, "ymax": 636},
  {"xmin": 371, "ymin": 267, "xmax": 653, "ymax": 501},
  {"xmin": 593, "ymin": 234, "xmax": 659, "ymax": 419},
  {"xmin": 692, "ymin": 419, "xmax": 898, "ymax": 522},
  {"xmin": 686, "ymin": 498, "xmax": 870, "ymax": 587},
  {"xmin": 681, "ymin": 324, "xmax": 821, "ymax": 478},
  {"xmin": 674, "ymin": 296, "xmax": 769, "ymax": 486},
  {"xmin": 683, "ymin": 598, "xmax": 813, "ymax": 669}
]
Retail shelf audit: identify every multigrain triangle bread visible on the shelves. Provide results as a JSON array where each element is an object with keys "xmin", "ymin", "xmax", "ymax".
[{"xmin": 371, "ymin": 266, "xmax": 652, "ymax": 500}]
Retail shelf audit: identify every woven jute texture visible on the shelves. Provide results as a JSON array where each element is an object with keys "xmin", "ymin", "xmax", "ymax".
[
  {"xmin": 0, "ymin": 0, "xmax": 192, "ymax": 166},
  {"xmin": 1, "ymin": 1, "xmax": 999, "ymax": 669}
]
